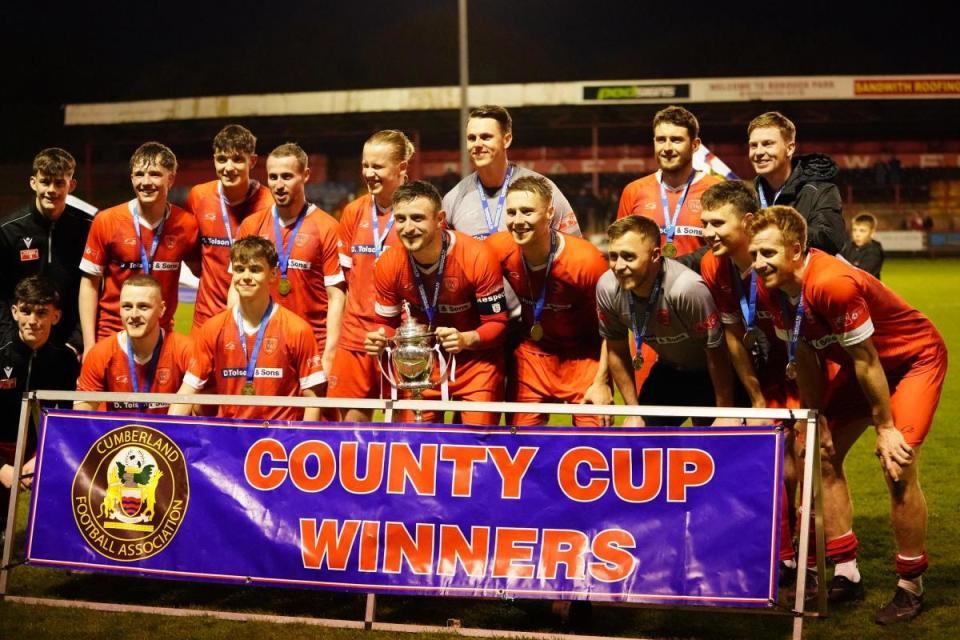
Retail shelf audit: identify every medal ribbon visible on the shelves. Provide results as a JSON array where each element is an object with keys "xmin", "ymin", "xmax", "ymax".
[
  {"xmin": 626, "ymin": 262, "xmax": 665, "ymax": 357},
  {"xmin": 475, "ymin": 164, "xmax": 514, "ymax": 236},
  {"xmin": 370, "ymin": 199, "xmax": 394, "ymax": 259},
  {"xmin": 658, "ymin": 171, "xmax": 695, "ymax": 247},
  {"xmin": 520, "ymin": 231, "xmax": 558, "ymax": 329},
  {"xmin": 235, "ymin": 300, "xmax": 275, "ymax": 390},
  {"xmin": 217, "ymin": 183, "xmax": 237, "ymax": 245},
  {"xmin": 129, "ymin": 200, "xmax": 168, "ymax": 275},
  {"xmin": 730, "ymin": 262, "xmax": 758, "ymax": 329},
  {"xmin": 125, "ymin": 330, "xmax": 165, "ymax": 398},
  {"xmin": 779, "ymin": 292, "xmax": 805, "ymax": 364},
  {"xmin": 271, "ymin": 203, "xmax": 310, "ymax": 281},
  {"xmin": 407, "ymin": 231, "xmax": 449, "ymax": 328}
]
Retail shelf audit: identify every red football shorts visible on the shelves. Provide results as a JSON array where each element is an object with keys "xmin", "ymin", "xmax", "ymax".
[
  {"xmin": 327, "ymin": 348, "xmax": 386, "ymax": 400},
  {"xmin": 508, "ymin": 343, "xmax": 603, "ymax": 427}
]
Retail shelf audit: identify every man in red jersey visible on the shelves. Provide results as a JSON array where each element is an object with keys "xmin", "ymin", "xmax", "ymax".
[
  {"xmin": 365, "ymin": 181, "xmax": 508, "ymax": 426},
  {"xmin": 76, "ymin": 275, "xmax": 191, "ymax": 414},
  {"xmin": 186, "ymin": 125, "xmax": 273, "ymax": 332},
  {"xmin": 79, "ymin": 142, "xmax": 200, "ymax": 358},
  {"xmin": 237, "ymin": 142, "xmax": 344, "ymax": 380},
  {"xmin": 329, "ymin": 130, "xmax": 412, "ymax": 421},
  {"xmin": 486, "ymin": 175, "xmax": 611, "ymax": 426},
  {"xmin": 617, "ymin": 105, "xmax": 722, "ymax": 265},
  {"xmin": 746, "ymin": 206, "xmax": 947, "ymax": 624},
  {"xmin": 170, "ymin": 236, "xmax": 324, "ymax": 422},
  {"xmin": 698, "ymin": 181, "xmax": 799, "ymax": 582}
]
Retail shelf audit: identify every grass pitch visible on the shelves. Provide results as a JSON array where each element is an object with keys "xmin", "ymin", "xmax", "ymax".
[{"xmin": 2, "ymin": 258, "xmax": 958, "ymax": 639}]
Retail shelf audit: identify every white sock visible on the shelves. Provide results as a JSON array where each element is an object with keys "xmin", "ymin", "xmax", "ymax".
[
  {"xmin": 834, "ymin": 559, "xmax": 860, "ymax": 583},
  {"xmin": 898, "ymin": 576, "xmax": 923, "ymax": 596},
  {"xmin": 781, "ymin": 559, "xmax": 797, "ymax": 569}
]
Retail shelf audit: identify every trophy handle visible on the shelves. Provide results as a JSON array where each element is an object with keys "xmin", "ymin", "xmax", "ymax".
[{"xmin": 376, "ymin": 345, "xmax": 400, "ymax": 389}]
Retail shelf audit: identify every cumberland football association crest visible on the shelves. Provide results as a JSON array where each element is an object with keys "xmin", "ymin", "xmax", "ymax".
[{"xmin": 72, "ymin": 424, "xmax": 189, "ymax": 562}]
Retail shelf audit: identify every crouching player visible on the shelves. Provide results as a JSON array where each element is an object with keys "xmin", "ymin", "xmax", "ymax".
[
  {"xmin": 75, "ymin": 275, "xmax": 191, "ymax": 413},
  {"xmin": 364, "ymin": 181, "xmax": 508, "ymax": 425},
  {"xmin": 486, "ymin": 176, "xmax": 611, "ymax": 425},
  {"xmin": 170, "ymin": 236, "xmax": 325, "ymax": 422},
  {"xmin": 746, "ymin": 205, "xmax": 947, "ymax": 624}
]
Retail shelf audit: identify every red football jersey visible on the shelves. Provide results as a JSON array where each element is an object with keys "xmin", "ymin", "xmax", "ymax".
[
  {"xmin": 186, "ymin": 180, "xmax": 273, "ymax": 329},
  {"xmin": 236, "ymin": 205, "xmax": 344, "ymax": 350},
  {"xmin": 77, "ymin": 330, "xmax": 192, "ymax": 414},
  {"xmin": 184, "ymin": 303, "xmax": 325, "ymax": 421},
  {"xmin": 337, "ymin": 194, "xmax": 400, "ymax": 352},
  {"xmin": 80, "ymin": 200, "xmax": 199, "ymax": 339},
  {"xmin": 486, "ymin": 231, "xmax": 606, "ymax": 355},
  {"xmin": 762, "ymin": 249, "xmax": 945, "ymax": 372},
  {"xmin": 616, "ymin": 171, "xmax": 722, "ymax": 257}
]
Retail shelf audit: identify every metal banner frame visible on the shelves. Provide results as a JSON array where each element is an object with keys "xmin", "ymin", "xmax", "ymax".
[{"xmin": 1, "ymin": 390, "xmax": 825, "ymax": 640}]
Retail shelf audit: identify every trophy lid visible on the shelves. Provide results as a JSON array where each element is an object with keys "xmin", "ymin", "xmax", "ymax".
[{"xmin": 397, "ymin": 301, "xmax": 430, "ymax": 338}]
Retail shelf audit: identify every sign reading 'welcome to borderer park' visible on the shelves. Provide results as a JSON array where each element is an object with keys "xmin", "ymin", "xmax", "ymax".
[{"xmin": 25, "ymin": 411, "xmax": 784, "ymax": 607}]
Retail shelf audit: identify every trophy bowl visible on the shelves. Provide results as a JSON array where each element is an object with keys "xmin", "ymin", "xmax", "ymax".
[{"xmin": 377, "ymin": 302, "xmax": 450, "ymax": 399}]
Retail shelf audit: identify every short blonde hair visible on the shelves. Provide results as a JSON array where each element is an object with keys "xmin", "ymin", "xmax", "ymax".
[
  {"xmin": 743, "ymin": 205, "xmax": 808, "ymax": 249},
  {"xmin": 747, "ymin": 111, "xmax": 796, "ymax": 143}
]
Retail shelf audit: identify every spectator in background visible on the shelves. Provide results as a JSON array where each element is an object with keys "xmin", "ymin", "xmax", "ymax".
[
  {"xmin": 906, "ymin": 211, "xmax": 924, "ymax": 230},
  {"xmin": 841, "ymin": 213, "xmax": 884, "ymax": 279},
  {"xmin": 748, "ymin": 111, "xmax": 846, "ymax": 254},
  {"xmin": 0, "ymin": 148, "xmax": 93, "ymax": 355}
]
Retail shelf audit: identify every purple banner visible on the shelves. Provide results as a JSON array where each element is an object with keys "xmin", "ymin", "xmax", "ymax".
[{"xmin": 26, "ymin": 410, "xmax": 783, "ymax": 607}]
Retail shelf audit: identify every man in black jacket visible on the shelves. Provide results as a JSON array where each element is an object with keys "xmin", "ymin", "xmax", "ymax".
[
  {"xmin": 0, "ymin": 148, "xmax": 94, "ymax": 355},
  {"xmin": 1, "ymin": 276, "xmax": 80, "ymax": 541},
  {"xmin": 748, "ymin": 112, "xmax": 846, "ymax": 254}
]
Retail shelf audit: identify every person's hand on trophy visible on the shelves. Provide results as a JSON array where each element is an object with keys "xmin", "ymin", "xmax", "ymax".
[
  {"xmin": 435, "ymin": 326, "xmax": 478, "ymax": 354},
  {"xmin": 364, "ymin": 327, "xmax": 390, "ymax": 356}
]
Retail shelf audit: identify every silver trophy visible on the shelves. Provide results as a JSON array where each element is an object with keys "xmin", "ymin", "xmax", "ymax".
[{"xmin": 378, "ymin": 302, "xmax": 450, "ymax": 422}]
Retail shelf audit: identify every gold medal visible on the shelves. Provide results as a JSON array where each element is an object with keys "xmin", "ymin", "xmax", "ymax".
[
  {"xmin": 242, "ymin": 382, "xmax": 256, "ymax": 395},
  {"xmin": 785, "ymin": 360, "xmax": 798, "ymax": 380},
  {"xmin": 632, "ymin": 354, "xmax": 644, "ymax": 370},
  {"xmin": 529, "ymin": 322, "xmax": 544, "ymax": 341},
  {"xmin": 662, "ymin": 242, "xmax": 677, "ymax": 258},
  {"xmin": 278, "ymin": 278, "xmax": 292, "ymax": 296}
]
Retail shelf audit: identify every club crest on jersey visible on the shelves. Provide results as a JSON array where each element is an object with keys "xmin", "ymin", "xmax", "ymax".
[
  {"xmin": 164, "ymin": 236, "xmax": 177, "ymax": 250},
  {"xmin": 71, "ymin": 425, "xmax": 189, "ymax": 562},
  {"xmin": 444, "ymin": 277, "xmax": 460, "ymax": 292},
  {"xmin": 295, "ymin": 233, "xmax": 310, "ymax": 247},
  {"xmin": 156, "ymin": 368, "xmax": 170, "ymax": 385},
  {"xmin": 263, "ymin": 337, "xmax": 279, "ymax": 355},
  {"xmin": 0, "ymin": 366, "xmax": 15, "ymax": 389},
  {"xmin": 688, "ymin": 199, "xmax": 703, "ymax": 213}
]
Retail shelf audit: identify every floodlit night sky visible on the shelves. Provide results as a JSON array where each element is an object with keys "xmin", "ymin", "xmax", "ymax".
[{"xmin": 1, "ymin": 1, "xmax": 955, "ymax": 157}]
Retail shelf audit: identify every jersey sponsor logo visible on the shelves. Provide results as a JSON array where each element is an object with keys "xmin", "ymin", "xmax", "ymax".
[
  {"xmin": 644, "ymin": 202, "xmax": 657, "ymax": 210},
  {"xmin": 110, "ymin": 401, "xmax": 170, "ymax": 410},
  {"xmin": 203, "ymin": 212, "xmax": 217, "ymax": 221},
  {"xmin": 201, "ymin": 236, "xmax": 231, "ymax": 247},
  {"xmin": 518, "ymin": 297, "xmax": 572, "ymax": 312},
  {"xmin": 0, "ymin": 366, "xmax": 15, "ymax": 389},
  {"xmin": 20, "ymin": 248, "xmax": 40, "ymax": 261},
  {"xmin": 23, "ymin": 237, "xmax": 34, "ymax": 248},
  {"xmin": 124, "ymin": 237, "xmax": 137, "ymax": 246},
  {"xmin": 150, "ymin": 261, "xmax": 181, "ymax": 271},
  {"xmin": 810, "ymin": 333, "xmax": 840, "ymax": 350},
  {"xmin": 659, "ymin": 225, "xmax": 703, "ymax": 237},
  {"xmin": 351, "ymin": 244, "xmax": 379, "ymax": 255},
  {"xmin": 224, "ymin": 341, "xmax": 236, "ymax": 351},
  {"xmin": 114, "ymin": 374, "xmax": 129, "ymax": 384},
  {"xmin": 71, "ymin": 424, "xmax": 189, "ymax": 562},
  {"xmin": 438, "ymin": 303, "xmax": 471, "ymax": 314},
  {"xmin": 477, "ymin": 292, "xmax": 507, "ymax": 304},
  {"xmin": 288, "ymin": 259, "xmax": 312, "ymax": 270},
  {"xmin": 650, "ymin": 332, "xmax": 690, "ymax": 345},
  {"xmin": 220, "ymin": 367, "xmax": 284, "ymax": 378}
]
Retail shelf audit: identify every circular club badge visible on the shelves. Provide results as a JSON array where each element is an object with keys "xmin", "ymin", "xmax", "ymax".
[{"xmin": 72, "ymin": 424, "xmax": 189, "ymax": 562}]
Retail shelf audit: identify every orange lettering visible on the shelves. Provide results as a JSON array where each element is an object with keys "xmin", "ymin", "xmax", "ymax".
[
  {"xmin": 386, "ymin": 444, "xmax": 438, "ymax": 495},
  {"xmin": 612, "ymin": 448, "xmax": 662, "ymax": 503},
  {"xmin": 557, "ymin": 447, "xmax": 608, "ymax": 501},
  {"xmin": 538, "ymin": 529, "xmax": 588, "ymax": 580},
  {"xmin": 492, "ymin": 527, "xmax": 537, "ymax": 579},
  {"xmin": 383, "ymin": 522, "xmax": 435, "ymax": 574},
  {"xmin": 339, "ymin": 441, "xmax": 385, "ymax": 494},
  {"xmin": 288, "ymin": 440, "xmax": 336, "ymax": 493},
  {"xmin": 667, "ymin": 449, "xmax": 715, "ymax": 502},
  {"xmin": 300, "ymin": 518, "xmax": 359, "ymax": 570},
  {"xmin": 437, "ymin": 524, "xmax": 490, "ymax": 577},
  {"xmin": 589, "ymin": 529, "xmax": 637, "ymax": 582},
  {"xmin": 488, "ymin": 447, "xmax": 538, "ymax": 499},
  {"xmin": 244, "ymin": 438, "xmax": 287, "ymax": 490},
  {"xmin": 358, "ymin": 520, "xmax": 380, "ymax": 572},
  {"xmin": 439, "ymin": 444, "xmax": 487, "ymax": 497}
]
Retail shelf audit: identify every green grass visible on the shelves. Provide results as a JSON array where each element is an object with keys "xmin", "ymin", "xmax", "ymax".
[{"xmin": 3, "ymin": 258, "xmax": 959, "ymax": 638}]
